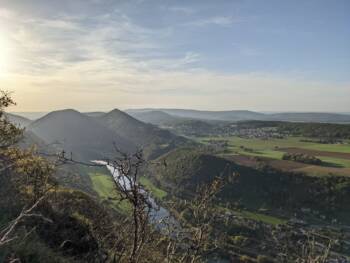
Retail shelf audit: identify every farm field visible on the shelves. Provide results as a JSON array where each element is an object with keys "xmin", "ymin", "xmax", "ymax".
[
  {"xmin": 198, "ymin": 136, "xmax": 350, "ymax": 176},
  {"xmin": 199, "ymin": 136, "xmax": 350, "ymax": 153}
]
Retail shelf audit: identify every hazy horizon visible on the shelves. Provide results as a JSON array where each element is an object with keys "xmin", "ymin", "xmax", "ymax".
[
  {"xmin": 0, "ymin": 0, "xmax": 349, "ymax": 112},
  {"xmin": 9, "ymin": 108, "xmax": 350, "ymax": 116}
]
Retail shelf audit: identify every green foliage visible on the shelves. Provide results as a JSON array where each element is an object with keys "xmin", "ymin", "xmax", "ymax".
[
  {"xmin": 0, "ymin": 234, "xmax": 74, "ymax": 263},
  {"xmin": 0, "ymin": 91, "xmax": 23, "ymax": 148},
  {"xmin": 282, "ymin": 152, "xmax": 323, "ymax": 165}
]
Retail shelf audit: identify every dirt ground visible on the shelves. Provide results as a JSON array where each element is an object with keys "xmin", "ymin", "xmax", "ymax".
[{"xmin": 227, "ymin": 154, "xmax": 350, "ymax": 177}]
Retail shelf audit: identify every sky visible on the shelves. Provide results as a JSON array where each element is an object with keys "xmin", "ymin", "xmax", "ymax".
[{"xmin": 0, "ymin": 0, "xmax": 349, "ymax": 112}]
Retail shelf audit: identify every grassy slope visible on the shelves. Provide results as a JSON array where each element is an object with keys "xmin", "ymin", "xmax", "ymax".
[
  {"xmin": 89, "ymin": 172, "xmax": 167, "ymax": 212},
  {"xmin": 140, "ymin": 176, "xmax": 167, "ymax": 200},
  {"xmin": 89, "ymin": 172, "xmax": 130, "ymax": 213},
  {"xmin": 240, "ymin": 210, "xmax": 286, "ymax": 225}
]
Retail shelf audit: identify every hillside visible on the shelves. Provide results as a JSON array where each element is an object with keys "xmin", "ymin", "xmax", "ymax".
[
  {"xmin": 17, "ymin": 130, "xmax": 48, "ymax": 150},
  {"xmin": 84, "ymin": 112, "xmax": 105, "ymax": 118},
  {"xmin": 96, "ymin": 109, "xmax": 189, "ymax": 159},
  {"xmin": 28, "ymin": 109, "xmax": 135, "ymax": 161},
  {"xmin": 150, "ymin": 148, "xmax": 233, "ymax": 194},
  {"xmin": 151, "ymin": 109, "xmax": 266, "ymax": 122},
  {"xmin": 269, "ymin": 112, "xmax": 350, "ymax": 123},
  {"xmin": 9, "ymin": 112, "xmax": 48, "ymax": 120},
  {"xmin": 5, "ymin": 113, "xmax": 32, "ymax": 127},
  {"xmin": 151, "ymin": 148, "xmax": 350, "ymax": 222},
  {"xmin": 128, "ymin": 110, "xmax": 180, "ymax": 126}
]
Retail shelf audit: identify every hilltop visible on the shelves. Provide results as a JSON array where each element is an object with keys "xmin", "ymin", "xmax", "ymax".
[
  {"xmin": 96, "ymin": 109, "xmax": 189, "ymax": 159},
  {"xmin": 28, "ymin": 109, "xmax": 135, "ymax": 161}
]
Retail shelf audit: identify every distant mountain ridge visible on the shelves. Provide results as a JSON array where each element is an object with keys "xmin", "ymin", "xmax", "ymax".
[
  {"xmin": 26, "ymin": 108, "xmax": 189, "ymax": 161},
  {"xmin": 127, "ymin": 108, "xmax": 350, "ymax": 124},
  {"xmin": 5, "ymin": 113, "xmax": 32, "ymax": 127},
  {"xmin": 268, "ymin": 112, "xmax": 350, "ymax": 123},
  {"xmin": 127, "ymin": 110, "xmax": 180, "ymax": 126},
  {"xmin": 128, "ymin": 109, "xmax": 266, "ymax": 122}
]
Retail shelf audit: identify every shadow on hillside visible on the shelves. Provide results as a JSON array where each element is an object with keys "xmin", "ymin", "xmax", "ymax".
[{"xmin": 319, "ymin": 161, "xmax": 343, "ymax": 168}]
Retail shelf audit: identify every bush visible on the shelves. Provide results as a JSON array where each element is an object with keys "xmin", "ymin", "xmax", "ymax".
[
  {"xmin": 257, "ymin": 255, "xmax": 273, "ymax": 263},
  {"xmin": 239, "ymin": 255, "xmax": 254, "ymax": 262},
  {"xmin": 282, "ymin": 152, "xmax": 322, "ymax": 165}
]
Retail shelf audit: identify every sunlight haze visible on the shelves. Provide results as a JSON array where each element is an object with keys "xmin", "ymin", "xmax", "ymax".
[{"xmin": 0, "ymin": 0, "xmax": 349, "ymax": 112}]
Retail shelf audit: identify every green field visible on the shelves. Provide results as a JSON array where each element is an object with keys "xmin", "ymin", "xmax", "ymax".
[
  {"xmin": 140, "ymin": 176, "xmax": 167, "ymax": 200},
  {"xmin": 89, "ymin": 172, "xmax": 131, "ymax": 213},
  {"xmin": 316, "ymin": 156, "xmax": 350, "ymax": 168},
  {"xmin": 89, "ymin": 172, "xmax": 167, "ymax": 213},
  {"xmin": 200, "ymin": 136, "xmax": 350, "ymax": 153},
  {"xmin": 198, "ymin": 136, "xmax": 350, "ymax": 171},
  {"xmin": 240, "ymin": 210, "xmax": 287, "ymax": 225}
]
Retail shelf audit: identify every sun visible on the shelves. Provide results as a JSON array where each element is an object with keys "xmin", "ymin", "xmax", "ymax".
[{"xmin": 0, "ymin": 32, "xmax": 11, "ymax": 77}]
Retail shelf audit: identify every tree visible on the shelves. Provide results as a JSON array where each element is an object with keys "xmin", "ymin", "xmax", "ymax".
[
  {"xmin": 0, "ymin": 91, "xmax": 54, "ymax": 250},
  {"xmin": 107, "ymin": 148, "xmax": 154, "ymax": 263}
]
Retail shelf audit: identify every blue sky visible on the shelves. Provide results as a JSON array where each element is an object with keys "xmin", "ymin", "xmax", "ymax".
[{"xmin": 0, "ymin": 0, "xmax": 349, "ymax": 111}]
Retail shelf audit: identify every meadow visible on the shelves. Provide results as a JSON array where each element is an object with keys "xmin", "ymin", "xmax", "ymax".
[
  {"xmin": 89, "ymin": 172, "xmax": 131, "ymax": 213},
  {"xmin": 198, "ymin": 136, "xmax": 350, "ymax": 176}
]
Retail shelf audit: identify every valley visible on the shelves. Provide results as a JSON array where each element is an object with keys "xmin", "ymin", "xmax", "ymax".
[
  {"xmin": 1, "ymin": 1, "xmax": 349, "ymax": 261},
  {"xmin": 2, "ymin": 106, "xmax": 350, "ymax": 262}
]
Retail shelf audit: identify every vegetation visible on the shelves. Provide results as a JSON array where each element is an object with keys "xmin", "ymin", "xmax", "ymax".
[
  {"xmin": 139, "ymin": 176, "xmax": 167, "ymax": 200},
  {"xmin": 198, "ymin": 135, "xmax": 350, "ymax": 176},
  {"xmin": 2, "ymin": 92, "xmax": 350, "ymax": 262},
  {"xmin": 96, "ymin": 109, "xmax": 189, "ymax": 160},
  {"xmin": 151, "ymin": 147, "xmax": 350, "ymax": 223},
  {"xmin": 282, "ymin": 152, "xmax": 323, "ymax": 165}
]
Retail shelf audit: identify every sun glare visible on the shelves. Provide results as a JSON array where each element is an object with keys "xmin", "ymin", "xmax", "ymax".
[{"xmin": 0, "ymin": 32, "xmax": 11, "ymax": 77}]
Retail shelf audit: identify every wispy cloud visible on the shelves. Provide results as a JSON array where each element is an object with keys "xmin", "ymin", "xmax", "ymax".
[
  {"xmin": 168, "ymin": 6, "xmax": 195, "ymax": 15},
  {"xmin": 186, "ymin": 16, "xmax": 235, "ymax": 27},
  {"xmin": 0, "ymin": 2, "xmax": 348, "ymax": 112}
]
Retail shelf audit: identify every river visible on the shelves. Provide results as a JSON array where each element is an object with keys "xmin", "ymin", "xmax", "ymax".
[{"xmin": 92, "ymin": 160, "xmax": 176, "ymax": 229}]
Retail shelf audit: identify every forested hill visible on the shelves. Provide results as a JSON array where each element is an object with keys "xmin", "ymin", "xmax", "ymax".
[
  {"xmin": 96, "ymin": 109, "xmax": 190, "ymax": 159},
  {"xmin": 237, "ymin": 120, "xmax": 350, "ymax": 139},
  {"xmin": 150, "ymin": 147, "xmax": 350, "ymax": 223},
  {"xmin": 28, "ymin": 109, "xmax": 136, "ymax": 161}
]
